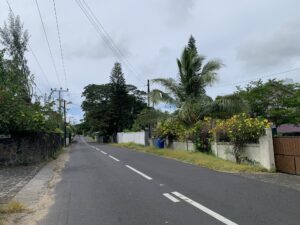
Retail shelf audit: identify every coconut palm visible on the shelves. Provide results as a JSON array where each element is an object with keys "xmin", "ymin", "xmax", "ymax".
[{"xmin": 151, "ymin": 36, "xmax": 247, "ymax": 124}]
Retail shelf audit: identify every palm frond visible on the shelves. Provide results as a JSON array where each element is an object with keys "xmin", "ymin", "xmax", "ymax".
[
  {"xmin": 201, "ymin": 59, "xmax": 223, "ymax": 86},
  {"xmin": 150, "ymin": 89, "xmax": 177, "ymax": 106}
]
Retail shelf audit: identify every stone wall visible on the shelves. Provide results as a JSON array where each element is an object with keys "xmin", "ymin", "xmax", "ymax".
[{"xmin": 0, "ymin": 132, "xmax": 63, "ymax": 166}]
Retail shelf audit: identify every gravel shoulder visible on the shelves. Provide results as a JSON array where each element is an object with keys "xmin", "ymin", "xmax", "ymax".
[
  {"xmin": 238, "ymin": 172, "xmax": 300, "ymax": 191},
  {"xmin": 0, "ymin": 164, "xmax": 44, "ymax": 204}
]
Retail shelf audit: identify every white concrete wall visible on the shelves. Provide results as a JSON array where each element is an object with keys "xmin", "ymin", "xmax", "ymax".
[
  {"xmin": 117, "ymin": 131, "xmax": 146, "ymax": 146},
  {"xmin": 170, "ymin": 141, "xmax": 196, "ymax": 152},
  {"xmin": 211, "ymin": 128, "xmax": 275, "ymax": 170}
]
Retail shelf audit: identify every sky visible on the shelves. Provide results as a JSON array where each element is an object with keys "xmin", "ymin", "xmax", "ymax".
[{"xmin": 1, "ymin": 0, "xmax": 300, "ymax": 123}]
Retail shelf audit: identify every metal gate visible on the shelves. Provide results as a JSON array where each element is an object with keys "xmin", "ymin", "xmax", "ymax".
[{"xmin": 273, "ymin": 137, "xmax": 300, "ymax": 175}]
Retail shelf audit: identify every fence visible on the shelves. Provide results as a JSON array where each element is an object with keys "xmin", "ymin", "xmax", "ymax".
[
  {"xmin": 211, "ymin": 128, "xmax": 275, "ymax": 170},
  {"xmin": 273, "ymin": 137, "xmax": 300, "ymax": 175},
  {"xmin": 0, "ymin": 132, "xmax": 63, "ymax": 166},
  {"xmin": 117, "ymin": 131, "xmax": 147, "ymax": 146}
]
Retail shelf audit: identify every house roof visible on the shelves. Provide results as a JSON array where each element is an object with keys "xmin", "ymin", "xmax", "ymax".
[{"xmin": 277, "ymin": 124, "xmax": 300, "ymax": 133}]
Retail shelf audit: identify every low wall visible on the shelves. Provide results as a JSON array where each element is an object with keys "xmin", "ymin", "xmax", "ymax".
[
  {"xmin": 211, "ymin": 128, "xmax": 275, "ymax": 170},
  {"xmin": 170, "ymin": 141, "xmax": 196, "ymax": 152},
  {"xmin": 117, "ymin": 131, "xmax": 146, "ymax": 146},
  {"xmin": 0, "ymin": 132, "xmax": 63, "ymax": 166}
]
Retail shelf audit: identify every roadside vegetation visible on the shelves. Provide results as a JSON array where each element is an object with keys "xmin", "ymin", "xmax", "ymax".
[
  {"xmin": 80, "ymin": 35, "xmax": 300, "ymax": 167},
  {"xmin": 0, "ymin": 201, "xmax": 27, "ymax": 225},
  {"xmin": 114, "ymin": 143, "xmax": 267, "ymax": 173}
]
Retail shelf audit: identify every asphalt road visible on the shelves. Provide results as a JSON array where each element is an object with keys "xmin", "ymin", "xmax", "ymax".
[{"xmin": 40, "ymin": 136, "xmax": 300, "ymax": 225}]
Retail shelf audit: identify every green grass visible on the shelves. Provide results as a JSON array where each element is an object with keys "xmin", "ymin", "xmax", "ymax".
[{"xmin": 113, "ymin": 143, "xmax": 268, "ymax": 173}]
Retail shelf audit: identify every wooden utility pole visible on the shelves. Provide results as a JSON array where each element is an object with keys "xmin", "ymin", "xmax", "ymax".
[
  {"xmin": 147, "ymin": 79, "xmax": 150, "ymax": 107},
  {"xmin": 147, "ymin": 79, "xmax": 151, "ymax": 140}
]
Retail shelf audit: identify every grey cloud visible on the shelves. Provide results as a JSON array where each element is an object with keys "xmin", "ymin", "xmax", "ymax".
[
  {"xmin": 237, "ymin": 18, "xmax": 300, "ymax": 70},
  {"xmin": 165, "ymin": 0, "xmax": 195, "ymax": 26},
  {"xmin": 66, "ymin": 37, "xmax": 131, "ymax": 60}
]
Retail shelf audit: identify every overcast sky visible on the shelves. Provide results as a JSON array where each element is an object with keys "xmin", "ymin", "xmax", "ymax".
[{"xmin": 1, "ymin": 0, "xmax": 300, "ymax": 123}]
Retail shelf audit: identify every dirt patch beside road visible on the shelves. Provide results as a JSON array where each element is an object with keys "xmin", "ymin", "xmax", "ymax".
[{"xmin": 3, "ymin": 149, "xmax": 70, "ymax": 225}]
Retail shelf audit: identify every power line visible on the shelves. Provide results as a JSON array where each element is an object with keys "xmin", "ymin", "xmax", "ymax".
[
  {"xmin": 34, "ymin": 0, "xmax": 62, "ymax": 87},
  {"xmin": 74, "ymin": 0, "xmax": 145, "ymax": 86},
  {"xmin": 28, "ymin": 45, "xmax": 51, "ymax": 87},
  {"xmin": 212, "ymin": 67, "xmax": 300, "ymax": 89},
  {"xmin": 51, "ymin": 0, "xmax": 68, "ymax": 88},
  {"xmin": 80, "ymin": 0, "xmax": 144, "ymax": 84},
  {"xmin": 6, "ymin": 0, "xmax": 52, "ymax": 91}
]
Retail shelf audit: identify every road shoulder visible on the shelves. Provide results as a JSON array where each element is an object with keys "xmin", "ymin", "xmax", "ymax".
[{"xmin": 4, "ymin": 148, "xmax": 70, "ymax": 225}]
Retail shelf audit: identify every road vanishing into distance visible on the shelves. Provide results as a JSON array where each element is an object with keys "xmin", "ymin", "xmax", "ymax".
[{"xmin": 40, "ymin": 136, "xmax": 300, "ymax": 225}]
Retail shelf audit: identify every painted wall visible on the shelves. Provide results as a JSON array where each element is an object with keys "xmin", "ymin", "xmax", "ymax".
[
  {"xmin": 211, "ymin": 128, "xmax": 275, "ymax": 170},
  {"xmin": 117, "ymin": 131, "xmax": 146, "ymax": 146}
]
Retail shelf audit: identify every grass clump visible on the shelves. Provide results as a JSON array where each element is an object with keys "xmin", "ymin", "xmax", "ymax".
[
  {"xmin": 113, "ymin": 143, "xmax": 268, "ymax": 173},
  {"xmin": 0, "ymin": 201, "xmax": 27, "ymax": 214}
]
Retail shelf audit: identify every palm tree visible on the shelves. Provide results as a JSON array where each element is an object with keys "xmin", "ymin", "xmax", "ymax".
[
  {"xmin": 151, "ymin": 37, "xmax": 220, "ymax": 123},
  {"xmin": 151, "ymin": 36, "xmax": 247, "ymax": 124}
]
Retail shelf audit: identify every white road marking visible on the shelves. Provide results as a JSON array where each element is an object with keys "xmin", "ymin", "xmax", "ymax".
[
  {"xmin": 125, "ymin": 165, "xmax": 152, "ymax": 180},
  {"xmin": 163, "ymin": 193, "xmax": 180, "ymax": 203},
  {"xmin": 101, "ymin": 150, "xmax": 107, "ymax": 155},
  {"xmin": 109, "ymin": 155, "xmax": 120, "ymax": 162},
  {"xmin": 172, "ymin": 192, "xmax": 238, "ymax": 225}
]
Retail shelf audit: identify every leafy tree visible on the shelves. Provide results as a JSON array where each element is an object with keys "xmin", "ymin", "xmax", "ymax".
[
  {"xmin": 0, "ymin": 11, "xmax": 33, "ymax": 102},
  {"xmin": 131, "ymin": 108, "xmax": 169, "ymax": 131},
  {"xmin": 237, "ymin": 79, "xmax": 300, "ymax": 126},
  {"xmin": 81, "ymin": 62, "xmax": 147, "ymax": 137}
]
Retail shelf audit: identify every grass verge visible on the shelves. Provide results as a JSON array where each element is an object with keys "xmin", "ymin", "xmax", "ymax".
[
  {"xmin": 113, "ymin": 143, "xmax": 268, "ymax": 173},
  {"xmin": 0, "ymin": 201, "xmax": 27, "ymax": 214},
  {"xmin": 0, "ymin": 201, "xmax": 27, "ymax": 225}
]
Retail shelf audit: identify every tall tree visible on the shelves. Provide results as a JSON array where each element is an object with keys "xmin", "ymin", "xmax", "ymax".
[
  {"xmin": 151, "ymin": 36, "xmax": 223, "ymax": 124},
  {"xmin": 0, "ymin": 11, "xmax": 33, "ymax": 102},
  {"xmin": 237, "ymin": 79, "xmax": 300, "ymax": 126},
  {"xmin": 81, "ymin": 63, "xmax": 147, "ymax": 137},
  {"xmin": 109, "ymin": 62, "xmax": 131, "ymax": 134},
  {"xmin": 187, "ymin": 35, "xmax": 197, "ymax": 56}
]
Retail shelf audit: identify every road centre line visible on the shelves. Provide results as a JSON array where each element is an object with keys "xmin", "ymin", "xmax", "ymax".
[
  {"xmin": 125, "ymin": 165, "xmax": 152, "ymax": 180},
  {"xmin": 109, "ymin": 155, "xmax": 120, "ymax": 162},
  {"xmin": 163, "ymin": 193, "xmax": 180, "ymax": 203},
  {"xmin": 101, "ymin": 150, "xmax": 107, "ymax": 155},
  {"xmin": 172, "ymin": 192, "xmax": 238, "ymax": 225}
]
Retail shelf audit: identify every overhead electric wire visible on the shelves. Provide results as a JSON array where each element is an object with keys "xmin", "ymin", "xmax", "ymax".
[
  {"xmin": 34, "ymin": 0, "xmax": 62, "ymax": 88},
  {"xmin": 74, "ymin": 0, "xmax": 145, "ymax": 86},
  {"xmin": 6, "ymin": 0, "xmax": 52, "ymax": 92},
  {"xmin": 80, "ymin": 0, "xmax": 144, "ymax": 84},
  {"xmin": 51, "ymin": 0, "xmax": 68, "ymax": 88},
  {"xmin": 213, "ymin": 67, "xmax": 300, "ymax": 89}
]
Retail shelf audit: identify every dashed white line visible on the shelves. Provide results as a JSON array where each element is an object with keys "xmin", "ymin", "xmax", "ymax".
[
  {"xmin": 163, "ymin": 193, "xmax": 180, "ymax": 203},
  {"xmin": 101, "ymin": 150, "xmax": 107, "ymax": 155},
  {"xmin": 109, "ymin": 155, "xmax": 120, "ymax": 162},
  {"xmin": 172, "ymin": 192, "xmax": 238, "ymax": 225},
  {"xmin": 125, "ymin": 165, "xmax": 152, "ymax": 180}
]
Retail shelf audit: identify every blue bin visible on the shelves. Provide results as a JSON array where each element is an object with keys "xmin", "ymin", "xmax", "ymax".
[{"xmin": 156, "ymin": 138, "xmax": 165, "ymax": 149}]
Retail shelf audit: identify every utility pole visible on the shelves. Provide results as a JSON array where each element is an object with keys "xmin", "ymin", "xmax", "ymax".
[
  {"xmin": 147, "ymin": 79, "xmax": 150, "ymax": 107},
  {"xmin": 64, "ymin": 100, "xmax": 67, "ymax": 147},
  {"xmin": 147, "ymin": 79, "xmax": 151, "ymax": 141},
  {"xmin": 50, "ymin": 88, "xmax": 69, "ymax": 115}
]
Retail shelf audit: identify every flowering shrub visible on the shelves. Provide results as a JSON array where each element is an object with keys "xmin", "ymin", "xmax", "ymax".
[
  {"xmin": 211, "ymin": 113, "xmax": 270, "ymax": 163},
  {"xmin": 156, "ymin": 117, "xmax": 186, "ymax": 141}
]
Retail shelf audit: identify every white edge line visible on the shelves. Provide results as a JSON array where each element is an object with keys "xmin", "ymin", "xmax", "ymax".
[
  {"xmin": 109, "ymin": 155, "xmax": 120, "ymax": 162},
  {"xmin": 101, "ymin": 150, "xmax": 107, "ymax": 155},
  {"xmin": 172, "ymin": 192, "xmax": 238, "ymax": 225},
  {"xmin": 125, "ymin": 165, "xmax": 152, "ymax": 180},
  {"xmin": 163, "ymin": 193, "xmax": 180, "ymax": 203}
]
